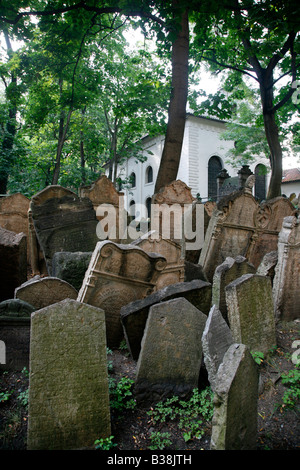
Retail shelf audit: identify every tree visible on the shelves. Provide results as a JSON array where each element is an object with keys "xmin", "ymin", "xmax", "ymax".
[{"xmin": 192, "ymin": 0, "xmax": 300, "ymax": 199}]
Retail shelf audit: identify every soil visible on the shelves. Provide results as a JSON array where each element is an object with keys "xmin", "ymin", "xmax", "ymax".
[{"xmin": 0, "ymin": 319, "xmax": 299, "ymax": 452}]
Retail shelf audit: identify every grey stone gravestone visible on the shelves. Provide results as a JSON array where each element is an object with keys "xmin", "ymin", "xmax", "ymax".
[
  {"xmin": 27, "ymin": 299, "xmax": 111, "ymax": 450},
  {"xmin": 0, "ymin": 226, "xmax": 27, "ymax": 301},
  {"xmin": 52, "ymin": 251, "xmax": 92, "ymax": 291}
]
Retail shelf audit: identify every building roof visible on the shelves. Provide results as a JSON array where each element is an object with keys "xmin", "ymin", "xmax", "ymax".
[{"xmin": 282, "ymin": 168, "xmax": 300, "ymax": 184}]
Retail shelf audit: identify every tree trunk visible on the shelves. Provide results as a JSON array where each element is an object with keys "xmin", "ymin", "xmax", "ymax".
[
  {"xmin": 154, "ymin": 6, "xmax": 189, "ymax": 193},
  {"xmin": 80, "ymin": 107, "xmax": 87, "ymax": 184}
]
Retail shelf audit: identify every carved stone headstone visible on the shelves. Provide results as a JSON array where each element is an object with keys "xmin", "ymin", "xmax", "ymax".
[
  {"xmin": 135, "ymin": 297, "xmax": 207, "ymax": 404},
  {"xmin": 0, "ymin": 193, "xmax": 30, "ymax": 262},
  {"xmin": 0, "ymin": 299, "xmax": 35, "ymax": 371},
  {"xmin": 210, "ymin": 343, "xmax": 259, "ymax": 450},
  {"xmin": 52, "ymin": 251, "xmax": 92, "ymax": 291},
  {"xmin": 15, "ymin": 276, "xmax": 78, "ymax": 310},
  {"xmin": 212, "ymin": 256, "xmax": 255, "ymax": 323},
  {"xmin": 120, "ymin": 279, "xmax": 212, "ymax": 360},
  {"xmin": 256, "ymin": 250, "xmax": 278, "ymax": 285},
  {"xmin": 200, "ymin": 192, "xmax": 295, "ymax": 282},
  {"xmin": 77, "ymin": 241, "xmax": 167, "ymax": 348},
  {"xmin": 273, "ymin": 216, "xmax": 300, "ymax": 321},
  {"xmin": 0, "ymin": 226, "xmax": 27, "ymax": 301},
  {"xmin": 202, "ymin": 305, "xmax": 234, "ymax": 392},
  {"xmin": 225, "ymin": 273, "xmax": 276, "ymax": 355},
  {"xmin": 30, "ymin": 185, "xmax": 99, "ymax": 275},
  {"xmin": 27, "ymin": 299, "xmax": 111, "ymax": 450},
  {"xmin": 132, "ymin": 231, "xmax": 185, "ymax": 290}
]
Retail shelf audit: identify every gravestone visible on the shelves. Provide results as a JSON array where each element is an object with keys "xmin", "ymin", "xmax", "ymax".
[
  {"xmin": 225, "ymin": 274, "xmax": 276, "ymax": 355},
  {"xmin": 256, "ymin": 250, "xmax": 278, "ymax": 285},
  {"xmin": 15, "ymin": 276, "xmax": 78, "ymax": 310},
  {"xmin": 135, "ymin": 297, "xmax": 207, "ymax": 404},
  {"xmin": 79, "ymin": 175, "xmax": 125, "ymax": 242},
  {"xmin": 199, "ymin": 191, "xmax": 295, "ymax": 282},
  {"xmin": 273, "ymin": 216, "xmax": 300, "ymax": 321},
  {"xmin": 212, "ymin": 256, "xmax": 255, "ymax": 323},
  {"xmin": 27, "ymin": 299, "xmax": 111, "ymax": 450},
  {"xmin": 121, "ymin": 279, "xmax": 212, "ymax": 360},
  {"xmin": 0, "ymin": 226, "xmax": 27, "ymax": 301},
  {"xmin": 52, "ymin": 251, "xmax": 92, "ymax": 291},
  {"xmin": 77, "ymin": 240, "xmax": 167, "ymax": 348},
  {"xmin": 132, "ymin": 231, "xmax": 185, "ymax": 290},
  {"xmin": 29, "ymin": 185, "xmax": 99, "ymax": 275},
  {"xmin": 0, "ymin": 193, "xmax": 30, "ymax": 263},
  {"xmin": 202, "ymin": 305, "xmax": 234, "ymax": 392},
  {"xmin": 210, "ymin": 343, "xmax": 259, "ymax": 450},
  {"xmin": 0, "ymin": 299, "xmax": 35, "ymax": 371}
]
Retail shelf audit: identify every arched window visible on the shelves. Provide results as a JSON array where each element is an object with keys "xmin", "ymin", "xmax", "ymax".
[
  {"xmin": 255, "ymin": 164, "xmax": 267, "ymax": 200},
  {"xmin": 208, "ymin": 156, "xmax": 222, "ymax": 201},
  {"xmin": 146, "ymin": 197, "xmax": 152, "ymax": 219},
  {"xmin": 146, "ymin": 166, "xmax": 153, "ymax": 184},
  {"xmin": 129, "ymin": 200, "xmax": 136, "ymax": 219},
  {"xmin": 130, "ymin": 172, "xmax": 136, "ymax": 188}
]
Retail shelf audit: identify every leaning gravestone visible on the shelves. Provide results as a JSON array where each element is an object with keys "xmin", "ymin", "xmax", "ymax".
[
  {"xmin": 225, "ymin": 273, "xmax": 276, "ymax": 355},
  {"xmin": 273, "ymin": 216, "xmax": 300, "ymax": 321},
  {"xmin": 202, "ymin": 305, "xmax": 234, "ymax": 392},
  {"xmin": 77, "ymin": 240, "xmax": 167, "ymax": 348},
  {"xmin": 52, "ymin": 251, "xmax": 92, "ymax": 291},
  {"xmin": 0, "ymin": 226, "xmax": 27, "ymax": 302},
  {"xmin": 0, "ymin": 299, "xmax": 35, "ymax": 371},
  {"xmin": 210, "ymin": 343, "xmax": 259, "ymax": 450},
  {"xmin": 256, "ymin": 250, "xmax": 278, "ymax": 285},
  {"xmin": 29, "ymin": 185, "xmax": 99, "ymax": 275},
  {"xmin": 135, "ymin": 297, "xmax": 207, "ymax": 404},
  {"xmin": 27, "ymin": 299, "xmax": 111, "ymax": 450},
  {"xmin": 212, "ymin": 256, "xmax": 255, "ymax": 323},
  {"xmin": 15, "ymin": 276, "xmax": 78, "ymax": 310},
  {"xmin": 121, "ymin": 279, "xmax": 212, "ymax": 360}
]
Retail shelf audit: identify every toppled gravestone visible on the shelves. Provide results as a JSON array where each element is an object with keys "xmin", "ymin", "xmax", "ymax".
[
  {"xmin": 135, "ymin": 297, "xmax": 207, "ymax": 404},
  {"xmin": 225, "ymin": 273, "xmax": 276, "ymax": 355},
  {"xmin": 121, "ymin": 279, "xmax": 212, "ymax": 360},
  {"xmin": 210, "ymin": 343, "xmax": 259, "ymax": 450},
  {"xmin": 0, "ymin": 299, "xmax": 35, "ymax": 371},
  {"xmin": 52, "ymin": 251, "xmax": 92, "ymax": 291},
  {"xmin": 15, "ymin": 276, "xmax": 78, "ymax": 310},
  {"xmin": 29, "ymin": 185, "xmax": 99, "ymax": 275},
  {"xmin": 212, "ymin": 256, "xmax": 255, "ymax": 323},
  {"xmin": 77, "ymin": 240, "xmax": 167, "ymax": 348},
  {"xmin": 0, "ymin": 226, "xmax": 27, "ymax": 301},
  {"xmin": 202, "ymin": 305, "xmax": 234, "ymax": 392},
  {"xmin": 27, "ymin": 299, "xmax": 111, "ymax": 450},
  {"xmin": 273, "ymin": 216, "xmax": 300, "ymax": 321}
]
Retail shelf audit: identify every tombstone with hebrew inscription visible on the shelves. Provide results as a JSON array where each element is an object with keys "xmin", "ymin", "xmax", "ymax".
[{"xmin": 77, "ymin": 241, "xmax": 167, "ymax": 348}]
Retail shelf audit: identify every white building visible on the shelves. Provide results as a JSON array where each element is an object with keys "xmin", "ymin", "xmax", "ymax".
[{"xmin": 110, "ymin": 114, "xmax": 271, "ymax": 218}]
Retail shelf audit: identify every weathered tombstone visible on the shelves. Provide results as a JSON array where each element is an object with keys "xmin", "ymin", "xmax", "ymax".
[
  {"xmin": 225, "ymin": 273, "xmax": 276, "ymax": 355},
  {"xmin": 121, "ymin": 279, "xmax": 212, "ymax": 360},
  {"xmin": 0, "ymin": 226, "xmax": 27, "ymax": 301},
  {"xmin": 212, "ymin": 256, "xmax": 256, "ymax": 323},
  {"xmin": 27, "ymin": 299, "xmax": 111, "ymax": 450},
  {"xmin": 77, "ymin": 240, "xmax": 167, "ymax": 348},
  {"xmin": 135, "ymin": 297, "xmax": 207, "ymax": 404},
  {"xmin": 79, "ymin": 175, "xmax": 125, "ymax": 242},
  {"xmin": 0, "ymin": 193, "xmax": 30, "ymax": 263},
  {"xmin": 132, "ymin": 231, "xmax": 185, "ymax": 290},
  {"xmin": 199, "ymin": 190, "xmax": 295, "ymax": 282},
  {"xmin": 273, "ymin": 216, "xmax": 300, "ymax": 321},
  {"xmin": 52, "ymin": 251, "xmax": 92, "ymax": 291},
  {"xmin": 0, "ymin": 299, "xmax": 35, "ymax": 371},
  {"xmin": 15, "ymin": 276, "xmax": 78, "ymax": 310},
  {"xmin": 202, "ymin": 305, "xmax": 234, "ymax": 392},
  {"xmin": 256, "ymin": 250, "xmax": 278, "ymax": 284},
  {"xmin": 210, "ymin": 343, "xmax": 259, "ymax": 450},
  {"xmin": 29, "ymin": 185, "xmax": 99, "ymax": 275}
]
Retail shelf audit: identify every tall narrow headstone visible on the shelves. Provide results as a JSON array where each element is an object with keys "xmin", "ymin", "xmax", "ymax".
[
  {"xmin": 202, "ymin": 305, "xmax": 234, "ymax": 392},
  {"xmin": 210, "ymin": 343, "xmax": 259, "ymax": 450},
  {"xmin": 27, "ymin": 299, "xmax": 110, "ymax": 450},
  {"xmin": 135, "ymin": 297, "xmax": 207, "ymax": 404},
  {"xmin": 77, "ymin": 240, "xmax": 167, "ymax": 348},
  {"xmin": 225, "ymin": 273, "xmax": 276, "ymax": 355}
]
